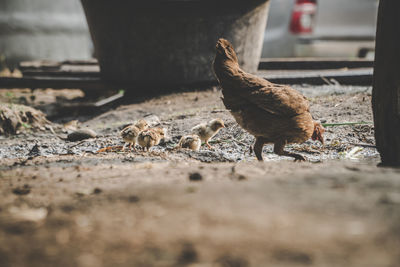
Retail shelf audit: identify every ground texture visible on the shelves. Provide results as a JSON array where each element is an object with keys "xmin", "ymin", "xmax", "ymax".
[{"xmin": 1, "ymin": 85, "xmax": 399, "ymax": 267}]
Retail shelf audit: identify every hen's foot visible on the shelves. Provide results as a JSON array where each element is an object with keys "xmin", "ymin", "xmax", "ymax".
[{"xmin": 274, "ymin": 141, "xmax": 307, "ymax": 162}]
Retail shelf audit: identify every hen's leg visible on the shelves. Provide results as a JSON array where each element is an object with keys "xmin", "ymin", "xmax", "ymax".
[
  {"xmin": 254, "ymin": 137, "xmax": 267, "ymax": 161},
  {"xmin": 274, "ymin": 141, "xmax": 306, "ymax": 161}
]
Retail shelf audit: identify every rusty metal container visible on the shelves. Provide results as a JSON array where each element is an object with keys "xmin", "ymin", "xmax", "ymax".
[{"xmin": 81, "ymin": 0, "xmax": 270, "ymax": 87}]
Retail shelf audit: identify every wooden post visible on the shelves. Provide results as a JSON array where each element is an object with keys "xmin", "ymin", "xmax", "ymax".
[{"xmin": 372, "ymin": 0, "xmax": 400, "ymax": 166}]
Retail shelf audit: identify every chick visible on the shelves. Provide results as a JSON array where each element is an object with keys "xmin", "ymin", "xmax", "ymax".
[
  {"xmin": 137, "ymin": 127, "xmax": 165, "ymax": 151},
  {"xmin": 177, "ymin": 134, "xmax": 201, "ymax": 151},
  {"xmin": 120, "ymin": 119, "xmax": 149, "ymax": 151},
  {"xmin": 191, "ymin": 118, "xmax": 225, "ymax": 149}
]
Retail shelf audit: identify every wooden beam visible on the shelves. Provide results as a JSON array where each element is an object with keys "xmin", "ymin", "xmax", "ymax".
[
  {"xmin": 372, "ymin": 0, "xmax": 400, "ymax": 166},
  {"xmin": 0, "ymin": 76, "xmax": 111, "ymax": 91},
  {"xmin": 259, "ymin": 58, "xmax": 374, "ymax": 70}
]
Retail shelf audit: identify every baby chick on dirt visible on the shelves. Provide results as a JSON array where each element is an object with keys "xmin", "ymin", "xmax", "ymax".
[
  {"xmin": 191, "ymin": 118, "xmax": 225, "ymax": 149},
  {"xmin": 120, "ymin": 119, "xmax": 149, "ymax": 151},
  {"xmin": 137, "ymin": 127, "xmax": 166, "ymax": 151},
  {"xmin": 177, "ymin": 134, "xmax": 201, "ymax": 151}
]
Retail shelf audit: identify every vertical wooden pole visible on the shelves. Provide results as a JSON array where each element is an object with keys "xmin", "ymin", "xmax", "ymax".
[{"xmin": 372, "ymin": 0, "xmax": 400, "ymax": 166}]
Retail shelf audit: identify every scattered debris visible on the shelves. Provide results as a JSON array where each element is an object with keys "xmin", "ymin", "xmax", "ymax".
[
  {"xmin": 322, "ymin": 121, "xmax": 372, "ymax": 127},
  {"xmin": 97, "ymin": 145, "xmax": 124, "ymax": 153},
  {"xmin": 27, "ymin": 144, "xmax": 41, "ymax": 157},
  {"xmin": 345, "ymin": 146, "xmax": 364, "ymax": 159},
  {"xmin": 0, "ymin": 103, "xmax": 50, "ymax": 135},
  {"xmin": 0, "ymin": 87, "xmax": 378, "ymax": 162}
]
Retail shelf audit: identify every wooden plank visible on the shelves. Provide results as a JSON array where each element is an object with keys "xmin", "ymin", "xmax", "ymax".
[
  {"xmin": 259, "ymin": 58, "xmax": 374, "ymax": 70},
  {"xmin": 21, "ymin": 63, "xmax": 100, "ymax": 77},
  {"xmin": 94, "ymin": 92, "xmax": 124, "ymax": 107},
  {"xmin": 372, "ymin": 0, "xmax": 400, "ymax": 166},
  {"xmin": 22, "ymin": 70, "xmax": 100, "ymax": 78},
  {"xmin": 267, "ymin": 74, "xmax": 372, "ymax": 86},
  {"xmin": 0, "ymin": 76, "xmax": 110, "ymax": 91},
  {"xmin": 60, "ymin": 59, "xmax": 98, "ymax": 65},
  {"xmin": 0, "ymin": 71, "xmax": 373, "ymax": 92},
  {"xmin": 261, "ymin": 68, "xmax": 373, "ymax": 86},
  {"xmin": 18, "ymin": 59, "xmax": 99, "ymax": 72},
  {"xmin": 19, "ymin": 59, "xmax": 97, "ymax": 67}
]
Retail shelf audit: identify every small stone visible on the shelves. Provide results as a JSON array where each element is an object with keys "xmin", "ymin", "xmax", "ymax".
[
  {"xmin": 128, "ymin": 195, "xmax": 140, "ymax": 203},
  {"xmin": 177, "ymin": 243, "xmax": 198, "ymax": 264},
  {"xmin": 189, "ymin": 172, "xmax": 202, "ymax": 182},
  {"xmin": 93, "ymin": 188, "xmax": 102, "ymax": 194},
  {"xmin": 237, "ymin": 174, "xmax": 247, "ymax": 181},
  {"xmin": 67, "ymin": 129, "xmax": 97, "ymax": 142},
  {"xmin": 12, "ymin": 184, "xmax": 31, "ymax": 195}
]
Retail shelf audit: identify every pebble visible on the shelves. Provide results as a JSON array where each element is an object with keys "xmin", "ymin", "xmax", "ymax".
[
  {"xmin": 189, "ymin": 172, "xmax": 203, "ymax": 181},
  {"xmin": 67, "ymin": 129, "xmax": 97, "ymax": 142}
]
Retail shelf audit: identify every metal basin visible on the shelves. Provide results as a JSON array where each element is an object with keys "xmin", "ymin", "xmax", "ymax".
[{"xmin": 81, "ymin": 0, "xmax": 270, "ymax": 88}]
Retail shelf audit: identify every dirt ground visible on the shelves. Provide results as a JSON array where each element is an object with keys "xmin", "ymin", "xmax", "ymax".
[{"xmin": 1, "ymin": 85, "xmax": 399, "ymax": 267}]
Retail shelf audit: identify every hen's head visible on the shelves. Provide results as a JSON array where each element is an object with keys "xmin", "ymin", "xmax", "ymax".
[
  {"xmin": 311, "ymin": 121, "xmax": 325, "ymax": 144},
  {"xmin": 215, "ymin": 38, "xmax": 238, "ymax": 63}
]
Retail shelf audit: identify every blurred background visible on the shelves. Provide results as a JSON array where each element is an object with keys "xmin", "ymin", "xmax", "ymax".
[
  {"xmin": 0, "ymin": 0, "xmax": 379, "ymax": 69},
  {"xmin": 261, "ymin": 0, "xmax": 378, "ymax": 58},
  {"xmin": 0, "ymin": 0, "xmax": 92, "ymax": 69}
]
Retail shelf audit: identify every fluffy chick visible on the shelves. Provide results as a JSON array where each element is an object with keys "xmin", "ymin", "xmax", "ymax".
[
  {"xmin": 191, "ymin": 118, "xmax": 225, "ymax": 149},
  {"xmin": 137, "ymin": 127, "xmax": 165, "ymax": 151},
  {"xmin": 120, "ymin": 119, "xmax": 149, "ymax": 151},
  {"xmin": 177, "ymin": 134, "xmax": 201, "ymax": 151}
]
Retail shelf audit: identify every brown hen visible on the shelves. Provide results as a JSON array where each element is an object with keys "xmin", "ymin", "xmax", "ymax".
[{"xmin": 213, "ymin": 38, "xmax": 324, "ymax": 161}]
